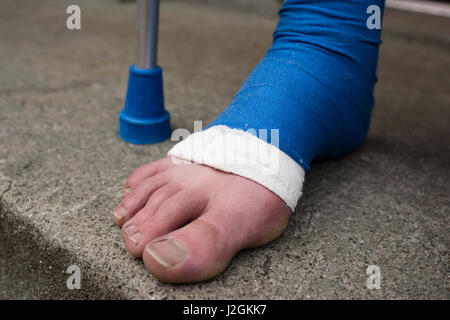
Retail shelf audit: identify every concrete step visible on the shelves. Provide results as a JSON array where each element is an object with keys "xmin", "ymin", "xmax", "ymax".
[{"xmin": 0, "ymin": 0, "xmax": 448, "ymax": 299}]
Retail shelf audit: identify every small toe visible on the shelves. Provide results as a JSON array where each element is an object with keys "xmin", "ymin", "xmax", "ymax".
[
  {"xmin": 114, "ymin": 171, "xmax": 172, "ymax": 226},
  {"xmin": 122, "ymin": 190, "xmax": 207, "ymax": 258},
  {"xmin": 125, "ymin": 157, "xmax": 176, "ymax": 190}
]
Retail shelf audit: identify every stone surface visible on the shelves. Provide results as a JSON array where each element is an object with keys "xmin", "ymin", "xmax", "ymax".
[{"xmin": 0, "ymin": 0, "xmax": 448, "ymax": 299}]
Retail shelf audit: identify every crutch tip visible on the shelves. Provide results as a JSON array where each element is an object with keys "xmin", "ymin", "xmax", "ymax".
[{"xmin": 118, "ymin": 64, "xmax": 171, "ymax": 144}]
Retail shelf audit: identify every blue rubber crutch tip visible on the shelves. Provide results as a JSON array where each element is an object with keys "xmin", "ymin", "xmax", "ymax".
[{"xmin": 118, "ymin": 64, "xmax": 171, "ymax": 144}]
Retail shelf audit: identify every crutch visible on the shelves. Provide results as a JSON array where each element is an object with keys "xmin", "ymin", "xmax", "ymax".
[{"xmin": 118, "ymin": 0, "xmax": 171, "ymax": 144}]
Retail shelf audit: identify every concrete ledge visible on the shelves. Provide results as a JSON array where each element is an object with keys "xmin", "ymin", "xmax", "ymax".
[{"xmin": 0, "ymin": 0, "xmax": 448, "ymax": 299}]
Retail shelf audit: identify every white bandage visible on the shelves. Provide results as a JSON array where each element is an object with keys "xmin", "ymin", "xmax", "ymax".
[{"xmin": 168, "ymin": 125, "xmax": 305, "ymax": 211}]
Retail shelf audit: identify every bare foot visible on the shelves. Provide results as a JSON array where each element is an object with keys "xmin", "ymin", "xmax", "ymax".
[{"xmin": 114, "ymin": 156, "xmax": 291, "ymax": 283}]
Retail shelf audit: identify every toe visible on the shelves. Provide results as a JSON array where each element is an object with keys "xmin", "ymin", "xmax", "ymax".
[
  {"xmin": 114, "ymin": 171, "xmax": 172, "ymax": 226},
  {"xmin": 143, "ymin": 216, "xmax": 234, "ymax": 283},
  {"xmin": 122, "ymin": 190, "xmax": 207, "ymax": 258},
  {"xmin": 121, "ymin": 183, "xmax": 180, "ymax": 230},
  {"xmin": 125, "ymin": 157, "xmax": 176, "ymax": 190}
]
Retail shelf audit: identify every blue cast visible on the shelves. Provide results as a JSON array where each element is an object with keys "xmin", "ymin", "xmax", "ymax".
[{"xmin": 209, "ymin": 0, "xmax": 385, "ymax": 171}]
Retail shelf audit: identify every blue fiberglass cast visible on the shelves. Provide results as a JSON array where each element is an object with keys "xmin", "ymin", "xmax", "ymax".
[{"xmin": 209, "ymin": 0, "xmax": 385, "ymax": 171}]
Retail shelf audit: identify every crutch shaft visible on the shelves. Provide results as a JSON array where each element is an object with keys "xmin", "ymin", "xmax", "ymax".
[{"xmin": 136, "ymin": 0, "xmax": 159, "ymax": 69}]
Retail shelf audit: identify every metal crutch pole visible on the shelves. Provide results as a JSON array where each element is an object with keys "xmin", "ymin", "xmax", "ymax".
[
  {"xmin": 136, "ymin": 0, "xmax": 159, "ymax": 69},
  {"xmin": 118, "ymin": 0, "xmax": 171, "ymax": 144}
]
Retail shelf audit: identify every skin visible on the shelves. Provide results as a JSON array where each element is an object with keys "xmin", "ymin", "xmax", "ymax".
[{"xmin": 114, "ymin": 156, "xmax": 291, "ymax": 283}]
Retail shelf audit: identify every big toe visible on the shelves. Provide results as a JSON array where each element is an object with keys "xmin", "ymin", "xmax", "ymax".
[{"xmin": 143, "ymin": 218, "xmax": 235, "ymax": 283}]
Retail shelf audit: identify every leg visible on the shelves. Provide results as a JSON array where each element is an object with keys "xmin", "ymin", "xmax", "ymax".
[{"xmin": 114, "ymin": 0, "xmax": 385, "ymax": 283}]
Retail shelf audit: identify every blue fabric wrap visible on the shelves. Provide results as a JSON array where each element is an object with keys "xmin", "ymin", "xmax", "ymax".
[{"xmin": 208, "ymin": 0, "xmax": 385, "ymax": 171}]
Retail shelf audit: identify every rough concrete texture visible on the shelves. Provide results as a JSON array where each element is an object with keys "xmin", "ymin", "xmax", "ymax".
[{"xmin": 0, "ymin": 0, "xmax": 449, "ymax": 299}]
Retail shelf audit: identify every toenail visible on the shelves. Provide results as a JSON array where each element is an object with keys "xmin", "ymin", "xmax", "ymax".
[
  {"xmin": 124, "ymin": 224, "xmax": 138, "ymax": 236},
  {"xmin": 123, "ymin": 187, "xmax": 132, "ymax": 195},
  {"xmin": 146, "ymin": 239, "xmax": 186, "ymax": 269},
  {"xmin": 129, "ymin": 232, "xmax": 143, "ymax": 245},
  {"xmin": 114, "ymin": 207, "xmax": 128, "ymax": 219}
]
